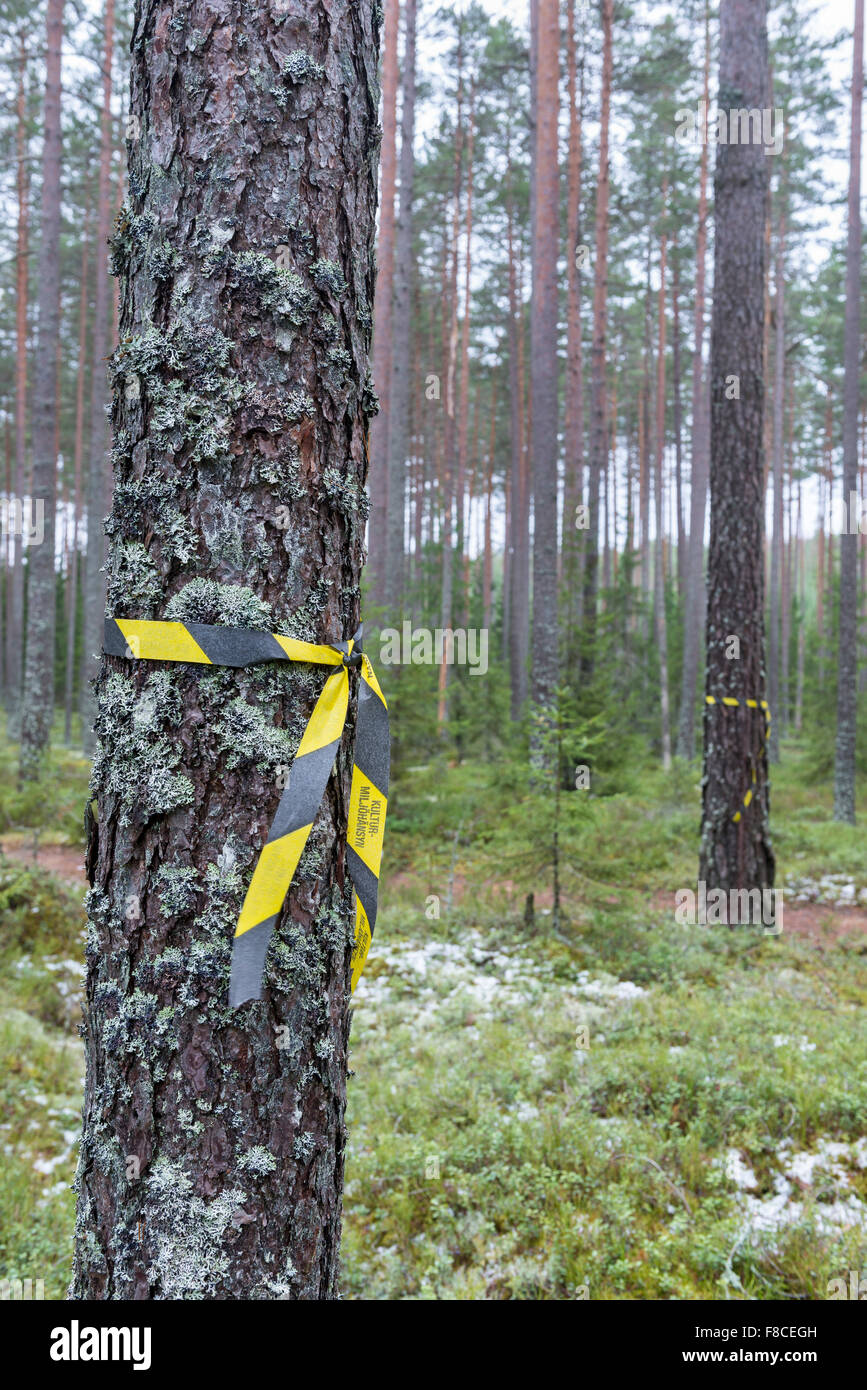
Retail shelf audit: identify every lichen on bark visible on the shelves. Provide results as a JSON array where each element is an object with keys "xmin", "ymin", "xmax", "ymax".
[{"xmin": 72, "ymin": 0, "xmax": 380, "ymax": 1300}]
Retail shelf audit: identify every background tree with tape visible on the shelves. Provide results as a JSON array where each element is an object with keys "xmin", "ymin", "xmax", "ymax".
[
  {"xmin": 71, "ymin": 0, "xmax": 380, "ymax": 1299},
  {"xmin": 699, "ymin": 0, "xmax": 775, "ymax": 896}
]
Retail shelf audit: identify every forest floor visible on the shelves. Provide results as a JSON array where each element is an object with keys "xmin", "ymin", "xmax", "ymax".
[{"xmin": 1, "ymin": 725, "xmax": 866, "ymax": 1299}]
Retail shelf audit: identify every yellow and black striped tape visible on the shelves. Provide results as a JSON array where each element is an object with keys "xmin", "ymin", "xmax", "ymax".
[
  {"xmin": 705, "ymin": 695, "xmax": 770, "ymax": 823},
  {"xmin": 103, "ymin": 616, "xmax": 389, "ymax": 1007}
]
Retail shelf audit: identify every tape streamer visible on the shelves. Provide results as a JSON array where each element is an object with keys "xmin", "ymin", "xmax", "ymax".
[
  {"xmin": 103, "ymin": 616, "xmax": 389, "ymax": 1006},
  {"xmin": 705, "ymin": 695, "xmax": 770, "ymax": 823}
]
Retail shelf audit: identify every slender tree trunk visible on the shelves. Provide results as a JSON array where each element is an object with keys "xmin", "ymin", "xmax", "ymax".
[
  {"xmin": 768, "ymin": 206, "xmax": 785, "ymax": 763},
  {"xmin": 19, "ymin": 0, "xmax": 64, "ymax": 780},
  {"xmin": 795, "ymin": 474, "xmax": 805, "ymax": 731},
  {"xmin": 369, "ymin": 0, "xmax": 400, "ymax": 605},
  {"xmin": 65, "ymin": 197, "xmax": 92, "ymax": 745},
  {"xmin": 655, "ymin": 191, "xmax": 672, "ymax": 769},
  {"xmin": 437, "ymin": 59, "xmax": 464, "ymax": 731},
  {"xmin": 817, "ymin": 464, "xmax": 826, "ymax": 683},
  {"xmin": 781, "ymin": 373, "xmax": 793, "ymax": 732},
  {"xmin": 384, "ymin": 0, "xmax": 416, "ymax": 613},
  {"xmin": 603, "ymin": 371, "xmax": 615, "ymax": 592},
  {"xmin": 676, "ymin": 0, "xmax": 711, "ymax": 760},
  {"xmin": 483, "ymin": 376, "xmax": 496, "ymax": 633},
  {"xmin": 700, "ymin": 0, "xmax": 773, "ymax": 892},
  {"xmin": 671, "ymin": 249, "xmax": 685, "ymax": 600},
  {"xmin": 72, "ymin": 0, "xmax": 379, "ymax": 1299},
  {"xmin": 833, "ymin": 0, "xmax": 864, "ymax": 823},
  {"xmin": 506, "ymin": 145, "xmax": 529, "ymax": 718},
  {"xmin": 80, "ymin": 0, "xmax": 115, "ymax": 757},
  {"xmin": 640, "ymin": 237, "xmax": 653, "ymax": 614},
  {"xmin": 563, "ymin": 0, "xmax": 584, "ymax": 667},
  {"xmin": 530, "ymin": 0, "xmax": 559, "ymax": 734},
  {"xmin": 581, "ymin": 0, "xmax": 612, "ymax": 673},
  {"xmin": 456, "ymin": 88, "xmax": 476, "ymax": 608},
  {"xmin": 7, "ymin": 37, "xmax": 30, "ymax": 735}
]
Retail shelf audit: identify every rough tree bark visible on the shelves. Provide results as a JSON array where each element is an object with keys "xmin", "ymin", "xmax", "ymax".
[
  {"xmin": 81, "ymin": 0, "xmax": 116, "ymax": 757},
  {"xmin": 71, "ymin": 0, "xmax": 379, "ymax": 1300},
  {"xmin": 699, "ymin": 0, "xmax": 774, "ymax": 892},
  {"xmin": 833, "ymin": 0, "xmax": 864, "ymax": 823},
  {"xmin": 19, "ymin": 0, "xmax": 64, "ymax": 781}
]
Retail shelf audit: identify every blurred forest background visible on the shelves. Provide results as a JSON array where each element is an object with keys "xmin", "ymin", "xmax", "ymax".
[{"xmin": 1, "ymin": 0, "xmax": 867, "ymax": 1301}]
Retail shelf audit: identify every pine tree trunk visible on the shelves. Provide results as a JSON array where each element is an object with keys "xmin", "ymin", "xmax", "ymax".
[
  {"xmin": 781, "ymin": 376, "xmax": 793, "ymax": 731},
  {"xmin": 671, "ymin": 250, "xmax": 685, "ymax": 600},
  {"xmin": 19, "ymin": 0, "xmax": 64, "ymax": 781},
  {"xmin": 6, "ymin": 36, "xmax": 29, "ymax": 735},
  {"xmin": 675, "ymin": 0, "xmax": 710, "ymax": 761},
  {"xmin": 369, "ymin": 0, "xmax": 400, "ymax": 606},
  {"xmin": 80, "ymin": 0, "xmax": 115, "ymax": 757},
  {"xmin": 768, "ymin": 208, "xmax": 785, "ymax": 763},
  {"xmin": 581, "ymin": 0, "xmax": 612, "ymax": 672},
  {"xmin": 385, "ymin": 0, "xmax": 416, "ymax": 612},
  {"xmin": 456, "ymin": 90, "xmax": 476, "ymax": 604},
  {"xmin": 506, "ymin": 144, "xmax": 529, "ymax": 718},
  {"xmin": 833, "ymin": 0, "xmax": 863, "ymax": 823},
  {"xmin": 71, "ymin": 0, "xmax": 379, "ymax": 1300},
  {"xmin": 655, "ymin": 196, "xmax": 672, "ymax": 769},
  {"xmin": 795, "ymin": 475, "xmax": 805, "ymax": 730},
  {"xmin": 65, "ymin": 196, "xmax": 91, "ymax": 745},
  {"xmin": 483, "ymin": 376, "xmax": 495, "ymax": 631},
  {"xmin": 530, "ymin": 0, "xmax": 559, "ymax": 730},
  {"xmin": 437, "ymin": 65, "xmax": 464, "ymax": 729},
  {"xmin": 563, "ymin": 0, "xmax": 584, "ymax": 669},
  {"xmin": 699, "ymin": 0, "xmax": 774, "ymax": 892}
]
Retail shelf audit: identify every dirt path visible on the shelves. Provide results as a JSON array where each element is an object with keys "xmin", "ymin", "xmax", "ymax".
[
  {"xmin": 0, "ymin": 839, "xmax": 86, "ymax": 887},
  {"xmin": 650, "ymin": 887, "xmax": 867, "ymax": 947}
]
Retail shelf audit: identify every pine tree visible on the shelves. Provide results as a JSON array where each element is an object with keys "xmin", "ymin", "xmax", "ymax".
[
  {"xmin": 699, "ymin": 0, "xmax": 774, "ymax": 892},
  {"xmin": 72, "ymin": 0, "xmax": 380, "ymax": 1300},
  {"xmin": 833, "ymin": 0, "xmax": 864, "ymax": 823},
  {"xmin": 19, "ymin": 0, "xmax": 64, "ymax": 780}
]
